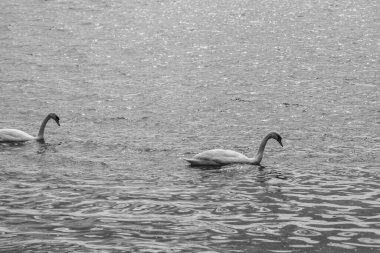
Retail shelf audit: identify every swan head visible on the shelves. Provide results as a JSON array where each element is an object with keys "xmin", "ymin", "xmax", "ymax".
[
  {"xmin": 269, "ymin": 132, "xmax": 283, "ymax": 147},
  {"xmin": 49, "ymin": 113, "xmax": 60, "ymax": 126}
]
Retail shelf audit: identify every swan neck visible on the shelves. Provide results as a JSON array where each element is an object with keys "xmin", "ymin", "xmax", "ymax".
[
  {"xmin": 254, "ymin": 134, "xmax": 272, "ymax": 164},
  {"xmin": 37, "ymin": 115, "xmax": 51, "ymax": 139},
  {"xmin": 248, "ymin": 157, "xmax": 260, "ymax": 165}
]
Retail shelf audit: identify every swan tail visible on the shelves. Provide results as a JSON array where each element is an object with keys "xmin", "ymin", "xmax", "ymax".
[{"xmin": 183, "ymin": 158, "xmax": 198, "ymax": 166}]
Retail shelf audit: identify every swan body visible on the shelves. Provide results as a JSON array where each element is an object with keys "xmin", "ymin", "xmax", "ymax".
[
  {"xmin": 184, "ymin": 132, "xmax": 283, "ymax": 167},
  {"xmin": 0, "ymin": 113, "xmax": 60, "ymax": 143}
]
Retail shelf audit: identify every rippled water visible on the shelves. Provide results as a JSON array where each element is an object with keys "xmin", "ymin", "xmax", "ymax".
[{"xmin": 0, "ymin": 0, "xmax": 379, "ymax": 252}]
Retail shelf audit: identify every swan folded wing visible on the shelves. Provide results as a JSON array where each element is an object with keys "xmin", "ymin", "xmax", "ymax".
[
  {"xmin": 190, "ymin": 149, "xmax": 250, "ymax": 166},
  {"xmin": 0, "ymin": 129, "xmax": 35, "ymax": 142}
]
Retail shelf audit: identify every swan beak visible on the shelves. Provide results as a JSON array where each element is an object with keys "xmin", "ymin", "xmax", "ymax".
[
  {"xmin": 279, "ymin": 140, "xmax": 283, "ymax": 147},
  {"xmin": 56, "ymin": 120, "xmax": 60, "ymax": 126}
]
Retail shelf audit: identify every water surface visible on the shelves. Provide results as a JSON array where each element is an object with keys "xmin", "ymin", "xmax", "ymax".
[{"xmin": 0, "ymin": 0, "xmax": 379, "ymax": 252}]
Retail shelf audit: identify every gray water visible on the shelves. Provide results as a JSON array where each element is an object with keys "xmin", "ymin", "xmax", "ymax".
[{"xmin": 0, "ymin": 0, "xmax": 379, "ymax": 252}]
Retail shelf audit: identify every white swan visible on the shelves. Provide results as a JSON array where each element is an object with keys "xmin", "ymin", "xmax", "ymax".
[
  {"xmin": 184, "ymin": 132, "xmax": 283, "ymax": 166},
  {"xmin": 0, "ymin": 113, "xmax": 60, "ymax": 143}
]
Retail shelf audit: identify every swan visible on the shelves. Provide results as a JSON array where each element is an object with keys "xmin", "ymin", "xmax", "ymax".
[
  {"xmin": 184, "ymin": 132, "xmax": 283, "ymax": 166},
  {"xmin": 0, "ymin": 113, "xmax": 60, "ymax": 143}
]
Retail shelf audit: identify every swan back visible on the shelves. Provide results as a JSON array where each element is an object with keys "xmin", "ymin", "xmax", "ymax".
[
  {"xmin": 185, "ymin": 149, "xmax": 253, "ymax": 166},
  {"xmin": 0, "ymin": 129, "xmax": 36, "ymax": 142}
]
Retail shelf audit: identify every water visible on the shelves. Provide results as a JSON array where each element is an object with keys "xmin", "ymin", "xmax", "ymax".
[{"xmin": 0, "ymin": 0, "xmax": 379, "ymax": 252}]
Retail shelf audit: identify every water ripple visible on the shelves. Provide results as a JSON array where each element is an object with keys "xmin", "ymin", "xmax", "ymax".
[{"xmin": 1, "ymin": 0, "xmax": 379, "ymax": 252}]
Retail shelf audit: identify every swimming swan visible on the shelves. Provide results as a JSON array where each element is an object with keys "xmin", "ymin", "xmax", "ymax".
[
  {"xmin": 184, "ymin": 132, "xmax": 283, "ymax": 166},
  {"xmin": 0, "ymin": 113, "xmax": 60, "ymax": 143}
]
